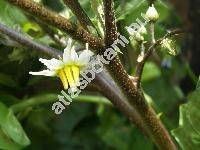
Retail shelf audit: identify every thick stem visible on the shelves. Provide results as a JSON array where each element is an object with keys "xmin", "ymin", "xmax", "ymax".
[
  {"xmin": 103, "ymin": 0, "xmax": 177, "ymax": 149},
  {"xmin": 0, "ymin": 23, "xmax": 60, "ymax": 57},
  {"xmin": 106, "ymin": 57, "xmax": 177, "ymax": 149}
]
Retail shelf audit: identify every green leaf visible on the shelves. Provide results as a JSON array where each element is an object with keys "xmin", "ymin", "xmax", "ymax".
[
  {"xmin": 0, "ymin": 129, "xmax": 22, "ymax": 150},
  {"xmin": 22, "ymin": 22, "xmax": 43, "ymax": 38},
  {"xmin": 0, "ymin": 0, "xmax": 27, "ymax": 27},
  {"xmin": 172, "ymin": 80, "xmax": 200, "ymax": 150},
  {"xmin": 0, "ymin": 102, "xmax": 31, "ymax": 147},
  {"xmin": 97, "ymin": 109, "xmax": 154, "ymax": 150},
  {"xmin": 143, "ymin": 75, "xmax": 184, "ymax": 129}
]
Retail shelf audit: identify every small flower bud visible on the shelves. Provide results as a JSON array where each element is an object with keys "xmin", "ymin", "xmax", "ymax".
[
  {"xmin": 135, "ymin": 32, "xmax": 144, "ymax": 41},
  {"xmin": 127, "ymin": 27, "xmax": 145, "ymax": 42},
  {"xmin": 138, "ymin": 25, "xmax": 147, "ymax": 35},
  {"xmin": 131, "ymin": 31, "xmax": 144, "ymax": 42},
  {"xmin": 145, "ymin": 5, "xmax": 159, "ymax": 22},
  {"xmin": 161, "ymin": 38, "xmax": 177, "ymax": 56}
]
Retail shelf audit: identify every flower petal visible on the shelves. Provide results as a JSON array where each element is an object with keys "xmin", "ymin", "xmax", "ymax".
[
  {"xmin": 78, "ymin": 50, "xmax": 94, "ymax": 66},
  {"xmin": 29, "ymin": 70, "xmax": 56, "ymax": 76},
  {"xmin": 70, "ymin": 46, "xmax": 79, "ymax": 62},
  {"xmin": 63, "ymin": 38, "xmax": 79, "ymax": 64},
  {"xmin": 63, "ymin": 38, "xmax": 73, "ymax": 62},
  {"xmin": 39, "ymin": 58, "xmax": 63, "ymax": 70}
]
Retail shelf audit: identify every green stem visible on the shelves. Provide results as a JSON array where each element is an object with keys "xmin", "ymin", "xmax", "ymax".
[
  {"xmin": 10, "ymin": 94, "xmax": 111, "ymax": 113},
  {"xmin": 150, "ymin": 21, "xmax": 155, "ymax": 44}
]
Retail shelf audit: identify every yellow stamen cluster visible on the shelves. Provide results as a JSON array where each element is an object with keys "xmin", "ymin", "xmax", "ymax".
[{"xmin": 58, "ymin": 65, "xmax": 80, "ymax": 90}]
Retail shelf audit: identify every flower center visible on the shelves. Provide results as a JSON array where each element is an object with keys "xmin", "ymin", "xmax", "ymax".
[{"xmin": 58, "ymin": 65, "xmax": 80, "ymax": 90}]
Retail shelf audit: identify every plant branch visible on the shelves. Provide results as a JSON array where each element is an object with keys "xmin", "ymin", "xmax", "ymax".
[
  {"xmin": 63, "ymin": 0, "xmax": 95, "ymax": 32},
  {"xmin": 135, "ymin": 22, "xmax": 155, "ymax": 89},
  {"xmin": 0, "ymin": 23, "xmax": 60, "ymax": 57},
  {"xmin": 135, "ymin": 42, "xmax": 145, "ymax": 88},
  {"xmin": 103, "ymin": 1, "xmax": 177, "ymax": 149},
  {"xmin": 135, "ymin": 29, "xmax": 183, "ymax": 87},
  {"xmin": 7, "ymin": 0, "xmax": 104, "ymax": 51},
  {"xmin": 103, "ymin": 0, "xmax": 118, "ymax": 46}
]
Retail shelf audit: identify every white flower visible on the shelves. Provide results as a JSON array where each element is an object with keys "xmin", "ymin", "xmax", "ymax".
[
  {"xmin": 145, "ymin": 4, "xmax": 159, "ymax": 22},
  {"xmin": 29, "ymin": 38, "xmax": 93, "ymax": 90}
]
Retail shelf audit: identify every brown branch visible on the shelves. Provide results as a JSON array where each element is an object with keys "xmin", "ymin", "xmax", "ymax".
[
  {"xmin": 103, "ymin": 0, "xmax": 177, "ymax": 149},
  {"xmin": 104, "ymin": 0, "xmax": 118, "ymax": 45},
  {"xmin": 7, "ymin": 0, "xmax": 104, "ymax": 52},
  {"xmin": 63, "ymin": 0, "xmax": 95, "ymax": 31},
  {"xmin": 135, "ymin": 29, "xmax": 183, "ymax": 87}
]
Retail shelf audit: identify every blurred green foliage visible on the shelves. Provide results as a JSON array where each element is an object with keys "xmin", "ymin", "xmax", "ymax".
[
  {"xmin": 0, "ymin": 0, "xmax": 199, "ymax": 149},
  {"xmin": 172, "ymin": 78, "xmax": 200, "ymax": 150}
]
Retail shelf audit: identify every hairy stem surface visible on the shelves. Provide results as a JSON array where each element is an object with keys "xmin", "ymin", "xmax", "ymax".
[{"xmin": 103, "ymin": 0, "xmax": 177, "ymax": 149}]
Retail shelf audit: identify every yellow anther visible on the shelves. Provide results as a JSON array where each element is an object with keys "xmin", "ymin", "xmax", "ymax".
[
  {"xmin": 71, "ymin": 65, "xmax": 80, "ymax": 85},
  {"xmin": 58, "ymin": 69, "xmax": 68, "ymax": 89},
  {"xmin": 64, "ymin": 66, "xmax": 75, "ymax": 88}
]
